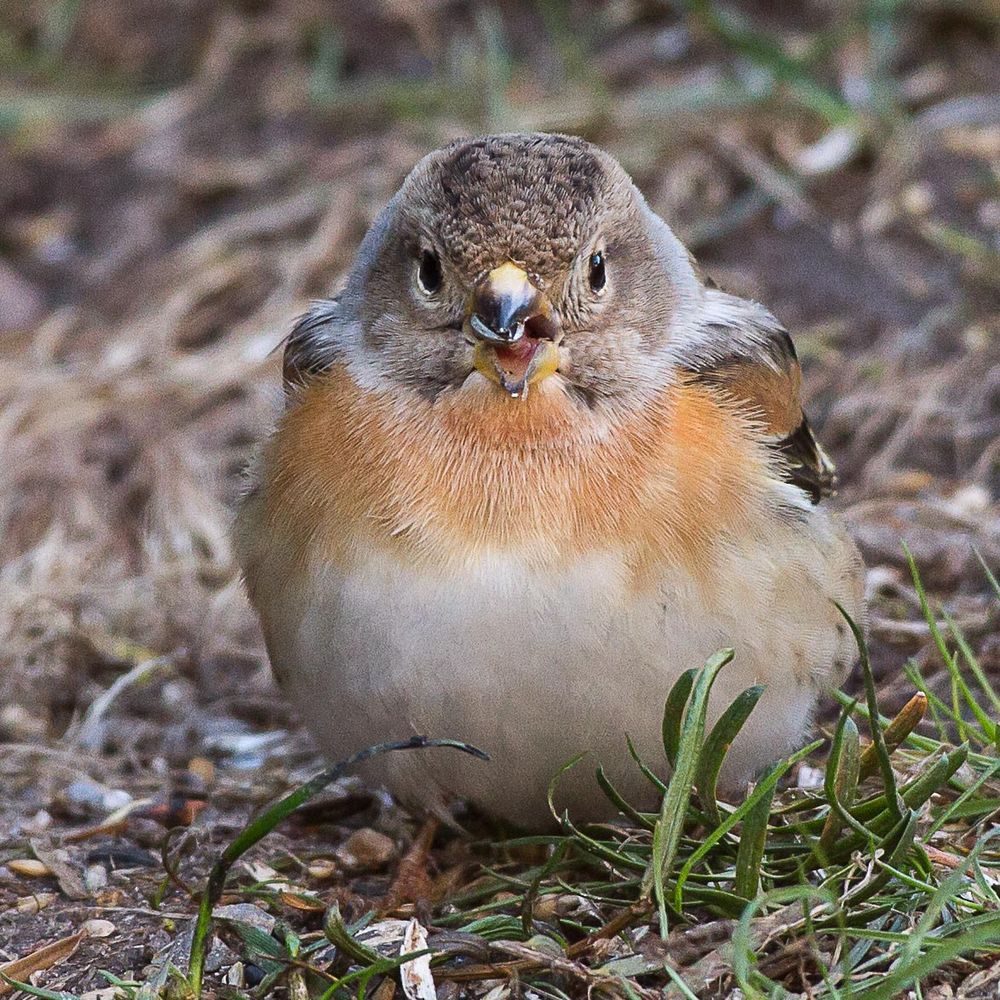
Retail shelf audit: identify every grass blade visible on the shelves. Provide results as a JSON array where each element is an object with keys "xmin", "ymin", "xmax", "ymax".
[
  {"xmin": 837, "ymin": 602, "xmax": 903, "ymax": 819},
  {"xmin": 646, "ymin": 649, "xmax": 734, "ymax": 935},
  {"xmin": 696, "ymin": 684, "xmax": 765, "ymax": 826},
  {"xmin": 733, "ymin": 777, "xmax": 775, "ymax": 901},
  {"xmin": 662, "ymin": 668, "xmax": 696, "ymax": 769}
]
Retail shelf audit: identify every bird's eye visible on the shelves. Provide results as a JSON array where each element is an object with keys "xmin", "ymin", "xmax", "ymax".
[
  {"xmin": 588, "ymin": 250, "xmax": 607, "ymax": 294},
  {"xmin": 416, "ymin": 249, "xmax": 443, "ymax": 296}
]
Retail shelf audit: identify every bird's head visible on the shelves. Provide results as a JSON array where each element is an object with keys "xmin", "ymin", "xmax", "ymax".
[{"xmin": 339, "ymin": 133, "xmax": 701, "ymax": 406}]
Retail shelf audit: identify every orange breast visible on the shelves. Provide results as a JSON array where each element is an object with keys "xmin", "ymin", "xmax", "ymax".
[{"xmin": 259, "ymin": 367, "xmax": 771, "ymax": 587}]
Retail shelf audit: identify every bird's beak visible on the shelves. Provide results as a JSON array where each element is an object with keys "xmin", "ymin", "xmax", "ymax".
[{"xmin": 465, "ymin": 262, "xmax": 561, "ymax": 398}]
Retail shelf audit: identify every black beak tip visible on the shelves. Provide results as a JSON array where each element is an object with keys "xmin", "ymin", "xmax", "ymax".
[{"xmin": 470, "ymin": 313, "xmax": 523, "ymax": 344}]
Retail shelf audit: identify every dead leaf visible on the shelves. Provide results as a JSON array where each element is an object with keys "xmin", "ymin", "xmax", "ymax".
[
  {"xmin": 0, "ymin": 933, "xmax": 84, "ymax": 995},
  {"xmin": 400, "ymin": 919, "xmax": 435, "ymax": 1000},
  {"xmin": 279, "ymin": 890, "xmax": 326, "ymax": 912},
  {"xmin": 925, "ymin": 845, "xmax": 968, "ymax": 870},
  {"xmin": 8, "ymin": 859, "xmax": 51, "ymax": 878}
]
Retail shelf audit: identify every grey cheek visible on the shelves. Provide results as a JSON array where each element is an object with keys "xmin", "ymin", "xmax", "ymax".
[
  {"xmin": 387, "ymin": 334, "xmax": 474, "ymax": 399},
  {"xmin": 556, "ymin": 340, "xmax": 616, "ymax": 401},
  {"xmin": 362, "ymin": 302, "xmax": 407, "ymax": 351}
]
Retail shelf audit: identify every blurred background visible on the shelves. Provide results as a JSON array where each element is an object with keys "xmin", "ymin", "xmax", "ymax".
[{"xmin": 1, "ymin": 0, "xmax": 998, "ymax": 851}]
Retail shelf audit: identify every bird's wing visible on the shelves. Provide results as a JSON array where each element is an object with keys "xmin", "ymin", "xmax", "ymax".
[
  {"xmin": 281, "ymin": 298, "xmax": 343, "ymax": 390},
  {"xmin": 674, "ymin": 288, "xmax": 836, "ymax": 503}
]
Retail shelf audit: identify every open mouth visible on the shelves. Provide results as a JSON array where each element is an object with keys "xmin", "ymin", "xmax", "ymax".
[{"xmin": 493, "ymin": 337, "xmax": 543, "ymax": 394}]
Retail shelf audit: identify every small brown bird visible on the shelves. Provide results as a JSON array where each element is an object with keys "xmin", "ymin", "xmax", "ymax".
[{"xmin": 235, "ymin": 133, "xmax": 864, "ymax": 829}]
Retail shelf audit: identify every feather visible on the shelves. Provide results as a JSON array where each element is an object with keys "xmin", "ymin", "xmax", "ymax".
[{"xmin": 675, "ymin": 287, "xmax": 836, "ymax": 503}]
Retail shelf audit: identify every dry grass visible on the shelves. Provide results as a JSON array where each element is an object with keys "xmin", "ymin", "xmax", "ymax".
[{"xmin": 0, "ymin": 1, "xmax": 998, "ymax": 996}]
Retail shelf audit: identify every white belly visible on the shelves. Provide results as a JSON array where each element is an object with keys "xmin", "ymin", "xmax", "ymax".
[{"xmin": 271, "ymin": 518, "xmax": 856, "ymax": 828}]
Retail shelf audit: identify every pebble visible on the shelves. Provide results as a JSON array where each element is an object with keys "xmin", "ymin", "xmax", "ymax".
[
  {"xmin": 187, "ymin": 756, "xmax": 215, "ymax": 784},
  {"xmin": 62, "ymin": 779, "xmax": 133, "ymax": 815},
  {"xmin": 307, "ymin": 859, "xmax": 338, "ymax": 880},
  {"xmin": 205, "ymin": 936, "xmax": 240, "ymax": 973},
  {"xmin": 83, "ymin": 918, "xmax": 116, "ymax": 938},
  {"xmin": 213, "ymin": 902, "xmax": 277, "ymax": 933},
  {"xmin": 0, "ymin": 704, "xmax": 48, "ymax": 740},
  {"xmin": 0, "ymin": 261, "xmax": 45, "ymax": 332},
  {"xmin": 336, "ymin": 828, "xmax": 396, "ymax": 872},
  {"xmin": 901, "ymin": 182, "xmax": 934, "ymax": 215},
  {"xmin": 244, "ymin": 964, "xmax": 266, "ymax": 987},
  {"xmin": 85, "ymin": 863, "xmax": 109, "ymax": 893},
  {"xmin": 225, "ymin": 962, "xmax": 245, "ymax": 988},
  {"xmin": 532, "ymin": 893, "xmax": 586, "ymax": 921}
]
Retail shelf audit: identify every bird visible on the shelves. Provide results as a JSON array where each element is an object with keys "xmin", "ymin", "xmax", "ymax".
[{"xmin": 235, "ymin": 132, "xmax": 865, "ymax": 830}]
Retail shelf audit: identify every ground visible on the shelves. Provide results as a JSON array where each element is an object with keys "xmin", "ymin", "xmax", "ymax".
[{"xmin": 0, "ymin": 2, "xmax": 998, "ymax": 998}]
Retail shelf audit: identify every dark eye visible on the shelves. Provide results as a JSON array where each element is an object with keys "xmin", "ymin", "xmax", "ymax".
[
  {"xmin": 588, "ymin": 250, "xmax": 607, "ymax": 294},
  {"xmin": 417, "ymin": 249, "xmax": 443, "ymax": 296}
]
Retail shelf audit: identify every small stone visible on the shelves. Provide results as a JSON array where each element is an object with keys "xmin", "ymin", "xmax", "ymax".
[
  {"xmin": 83, "ymin": 918, "xmax": 116, "ymax": 938},
  {"xmin": 531, "ymin": 894, "xmax": 561, "ymax": 921},
  {"xmin": 901, "ymin": 182, "xmax": 934, "ymax": 215},
  {"xmin": 977, "ymin": 199, "xmax": 1000, "ymax": 230},
  {"xmin": 245, "ymin": 860, "xmax": 283, "ymax": 885},
  {"xmin": 532, "ymin": 892, "xmax": 586, "ymax": 921},
  {"xmin": 225, "ymin": 962, "xmax": 245, "ymax": 988},
  {"xmin": 62, "ymin": 779, "xmax": 131, "ymax": 816},
  {"xmin": 307, "ymin": 859, "xmax": 338, "ymax": 880},
  {"xmin": 23, "ymin": 810, "xmax": 52, "ymax": 835},
  {"xmin": 187, "ymin": 756, "xmax": 215, "ymax": 784},
  {"xmin": 947, "ymin": 484, "xmax": 990, "ymax": 516},
  {"xmin": 0, "ymin": 260, "xmax": 45, "ymax": 332},
  {"xmin": 85, "ymin": 864, "xmax": 109, "ymax": 893},
  {"xmin": 336, "ymin": 828, "xmax": 396, "ymax": 872},
  {"xmin": 213, "ymin": 902, "xmax": 277, "ymax": 934},
  {"xmin": 205, "ymin": 936, "xmax": 240, "ymax": 973},
  {"xmin": 794, "ymin": 126, "xmax": 861, "ymax": 177},
  {"xmin": 103, "ymin": 789, "xmax": 134, "ymax": 811},
  {"xmin": 0, "ymin": 704, "xmax": 47, "ymax": 740},
  {"xmin": 797, "ymin": 765, "xmax": 824, "ymax": 789},
  {"xmin": 244, "ymin": 964, "xmax": 266, "ymax": 988},
  {"xmin": 357, "ymin": 918, "xmax": 411, "ymax": 952}
]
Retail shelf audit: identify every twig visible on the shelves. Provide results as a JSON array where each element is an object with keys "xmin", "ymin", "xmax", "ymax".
[{"xmin": 70, "ymin": 655, "xmax": 174, "ymax": 750}]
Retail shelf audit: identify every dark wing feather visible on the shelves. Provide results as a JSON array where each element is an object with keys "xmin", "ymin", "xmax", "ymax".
[
  {"xmin": 773, "ymin": 416, "xmax": 836, "ymax": 504},
  {"xmin": 676, "ymin": 290, "xmax": 836, "ymax": 503},
  {"xmin": 282, "ymin": 298, "xmax": 342, "ymax": 391}
]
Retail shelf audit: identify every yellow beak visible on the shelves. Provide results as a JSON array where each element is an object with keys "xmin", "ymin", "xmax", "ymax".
[{"xmin": 464, "ymin": 263, "xmax": 561, "ymax": 398}]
